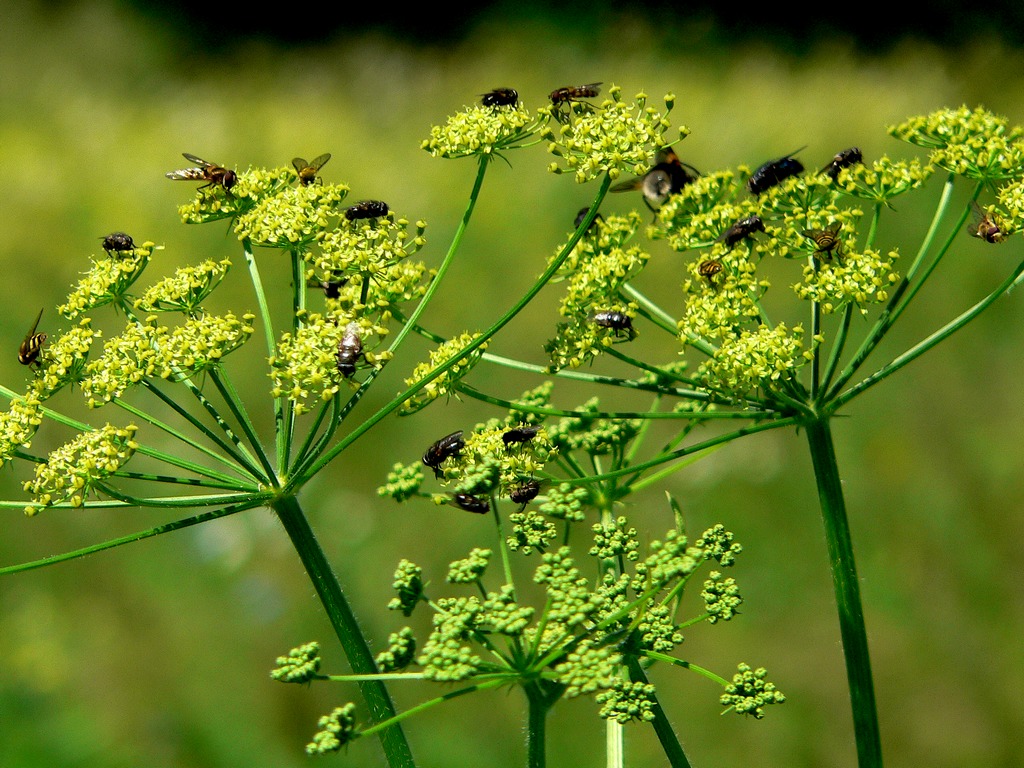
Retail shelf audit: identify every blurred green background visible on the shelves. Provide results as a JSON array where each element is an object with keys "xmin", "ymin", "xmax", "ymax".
[{"xmin": 2, "ymin": 1, "xmax": 1024, "ymax": 766}]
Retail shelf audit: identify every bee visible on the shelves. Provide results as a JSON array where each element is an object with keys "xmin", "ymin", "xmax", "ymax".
[
  {"xmin": 292, "ymin": 153, "xmax": 332, "ymax": 186},
  {"xmin": 336, "ymin": 322, "xmax": 364, "ymax": 378},
  {"xmin": 717, "ymin": 215, "xmax": 766, "ymax": 249},
  {"xmin": 451, "ymin": 493, "xmax": 489, "ymax": 514},
  {"xmin": 308, "ymin": 271, "xmax": 350, "ymax": 300},
  {"xmin": 821, "ymin": 147, "xmax": 863, "ymax": 180},
  {"xmin": 345, "ymin": 200, "xmax": 389, "ymax": 221},
  {"xmin": 422, "ymin": 430, "xmax": 465, "ymax": 478},
  {"xmin": 591, "ymin": 310, "xmax": 634, "ymax": 339},
  {"xmin": 697, "ymin": 259, "xmax": 724, "ymax": 285},
  {"xmin": 969, "ymin": 202, "xmax": 1008, "ymax": 244},
  {"xmin": 165, "ymin": 153, "xmax": 238, "ymax": 192},
  {"xmin": 611, "ymin": 147, "xmax": 699, "ymax": 210},
  {"xmin": 18, "ymin": 308, "xmax": 46, "ymax": 367},
  {"xmin": 801, "ymin": 222, "xmax": 844, "ymax": 258},
  {"xmin": 100, "ymin": 232, "xmax": 135, "ymax": 255},
  {"xmin": 502, "ymin": 425, "xmax": 539, "ymax": 448},
  {"xmin": 549, "ymin": 82, "xmax": 602, "ymax": 106},
  {"xmin": 510, "ymin": 479, "xmax": 541, "ymax": 509},
  {"xmin": 481, "ymin": 88, "xmax": 518, "ymax": 108},
  {"xmin": 747, "ymin": 148, "xmax": 806, "ymax": 195}
]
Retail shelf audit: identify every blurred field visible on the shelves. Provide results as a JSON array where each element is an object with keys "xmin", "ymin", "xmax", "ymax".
[{"xmin": 2, "ymin": 1, "xmax": 1024, "ymax": 767}]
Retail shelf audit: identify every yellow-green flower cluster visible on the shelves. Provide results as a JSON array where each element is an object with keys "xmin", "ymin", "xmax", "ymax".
[
  {"xmin": 269, "ymin": 312, "xmax": 389, "ymax": 415},
  {"xmin": 271, "ymin": 641, "xmax": 322, "ymax": 683},
  {"xmin": 422, "ymin": 102, "xmax": 543, "ymax": 159},
  {"xmin": 996, "ymin": 179, "xmax": 1024, "ymax": 232},
  {"xmin": 550, "ymin": 211, "xmax": 643, "ymax": 279},
  {"xmin": 312, "ymin": 216, "xmax": 427, "ymax": 278},
  {"xmin": 702, "ymin": 571, "xmax": 742, "ymax": 623},
  {"xmin": 81, "ymin": 317, "xmax": 163, "ymax": 407},
  {"xmin": 698, "ymin": 324, "xmax": 812, "ymax": 397},
  {"xmin": 442, "ymin": 422, "xmax": 555, "ymax": 498},
  {"xmin": 306, "ymin": 703, "xmax": 359, "ymax": 754},
  {"xmin": 679, "ymin": 256, "xmax": 764, "ymax": 340},
  {"xmin": 234, "ymin": 181, "xmax": 348, "ymax": 249},
  {"xmin": 756, "ymin": 172, "xmax": 841, "ymax": 219},
  {"xmin": 889, "ymin": 106, "xmax": 1024, "ymax": 181},
  {"xmin": 596, "ymin": 678, "xmax": 657, "ymax": 723},
  {"xmin": 0, "ymin": 394, "xmax": 44, "ymax": 466},
  {"xmin": 547, "ymin": 88, "xmax": 685, "ymax": 183},
  {"xmin": 835, "ymin": 157, "xmax": 933, "ymax": 206},
  {"xmin": 890, "ymin": 105, "xmax": 1023, "ymax": 150},
  {"xmin": 375, "ymin": 627, "xmax": 417, "ymax": 673},
  {"xmin": 793, "ymin": 247, "xmax": 900, "ymax": 313},
  {"xmin": 653, "ymin": 170, "xmax": 742, "ymax": 238},
  {"xmin": 134, "ymin": 259, "xmax": 231, "ymax": 314},
  {"xmin": 32, "ymin": 319, "xmax": 101, "ymax": 400},
  {"xmin": 23, "ymin": 423, "xmax": 138, "ymax": 516},
  {"xmin": 545, "ymin": 224, "xmax": 650, "ymax": 370},
  {"xmin": 176, "ymin": 167, "xmax": 292, "ymax": 225},
  {"xmin": 400, "ymin": 332, "xmax": 487, "ymax": 415},
  {"xmin": 656, "ymin": 196, "xmax": 764, "ymax": 254},
  {"xmin": 318, "ymin": 262, "xmax": 435, "ymax": 320},
  {"xmin": 157, "ymin": 313, "xmax": 256, "ymax": 380},
  {"xmin": 720, "ymin": 663, "xmax": 786, "ymax": 719},
  {"xmin": 58, "ymin": 244, "xmax": 155, "ymax": 320}
]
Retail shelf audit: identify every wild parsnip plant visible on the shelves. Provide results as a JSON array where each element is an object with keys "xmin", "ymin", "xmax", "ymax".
[{"xmin": 1, "ymin": 86, "xmax": 1022, "ymax": 768}]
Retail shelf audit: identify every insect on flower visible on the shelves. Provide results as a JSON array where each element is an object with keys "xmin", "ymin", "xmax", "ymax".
[
  {"xmin": 165, "ymin": 153, "xmax": 238, "ymax": 192},
  {"xmin": 502, "ymin": 425, "xmax": 539, "ymax": 448},
  {"xmin": 308, "ymin": 271, "xmax": 349, "ymax": 300},
  {"xmin": 717, "ymin": 215, "xmax": 766, "ymax": 249},
  {"xmin": 510, "ymin": 478, "xmax": 541, "ymax": 509},
  {"xmin": 591, "ymin": 310, "xmax": 635, "ymax": 339},
  {"xmin": 611, "ymin": 147, "xmax": 699, "ymax": 210},
  {"xmin": 422, "ymin": 430, "xmax": 465, "ymax": 478},
  {"xmin": 801, "ymin": 222, "xmax": 844, "ymax": 259},
  {"xmin": 292, "ymin": 153, "xmax": 332, "ymax": 186},
  {"xmin": 100, "ymin": 232, "xmax": 134, "ymax": 256},
  {"xmin": 481, "ymin": 88, "xmax": 518, "ymax": 108},
  {"xmin": 336, "ymin": 322, "xmax": 364, "ymax": 378},
  {"xmin": 573, "ymin": 207, "xmax": 604, "ymax": 234},
  {"xmin": 969, "ymin": 202, "xmax": 1008, "ymax": 244},
  {"xmin": 697, "ymin": 258, "xmax": 724, "ymax": 285},
  {"xmin": 549, "ymin": 82, "xmax": 602, "ymax": 120},
  {"xmin": 451, "ymin": 493, "xmax": 489, "ymax": 514},
  {"xmin": 345, "ymin": 200, "xmax": 389, "ymax": 221},
  {"xmin": 747, "ymin": 147, "xmax": 806, "ymax": 195},
  {"xmin": 18, "ymin": 308, "xmax": 46, "ymax": 367},
  {"xmin": 821, "ymin": 147, "xmax": 863, "ymax": 180}
]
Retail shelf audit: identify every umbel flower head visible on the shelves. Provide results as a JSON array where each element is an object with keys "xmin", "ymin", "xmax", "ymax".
[
  {"xmin": 81, "ymin": 316, "xmax": 165, "ymax": 407},
  {"xmin": 400, "ymin": 332, "xmax": 488, "ymax": 415},
  {"xmin": 271, "ymin": 641, "xmax": 322, "ymax": 684},
  {"xmin": 422, "ymin": 100, "xmax": 545, "ymax": 160},
  {"xmin": 234, "ymin": 181, "xmax": 349, "ymax": 249},
  {"xmin": 0, "ymin": 394, "xmax": 44, "ymax": 466},
  {"xmin": 269, "ymin": 312, "xmax": 390, "ymax": 415},
  {"xmin": 31, "ymin": 319, "xmax": 101, "ymax": 400},
  {"xmin": 58, "ymin": 242, "xmax": 157, "ymax": 320},
  {"xmin": 23, "ymin": 423, "xmax": 139, "ymax": 516},
  {"xmin": 134, "ymin": 259, "xmax": 232, "ymax": 315},
  {"xmin": 546, "ymin": 87, "xmax": 686, "ymax": 183}
]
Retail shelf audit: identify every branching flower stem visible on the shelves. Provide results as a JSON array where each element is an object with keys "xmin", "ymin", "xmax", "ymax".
[{"xmin": 803, "ymin": 416, "xmax": 881, "ymax": 768}]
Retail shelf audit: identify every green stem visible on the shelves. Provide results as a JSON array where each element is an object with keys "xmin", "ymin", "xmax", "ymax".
[
  {"xmin": 0, "ymin": 498, "xmax": 267, "ymax": 575},
  {"xmin": 271, "ymin": 494, "xmax": 415, "ymax": 768},
  {"xmin": 524, "ymin": 683, "xmax": 555, "ymax": 768},
  {"xmin": 804, "ymin": 418, "xmax": 882, "ymax": 768},
  {"xmin": 301, "ymin": 176, "xmax": 613, "ymax": 481},
  {"xmin": 626, "ymin": 656, "xmax": 692, "ymax": 768},
  {"xmin": 208, "ymin": 368, "xmax": 278, "ymax": 482},
  {"xmin": 834, "ymin": 254, "xmax": 1024, "ymax": 409}
]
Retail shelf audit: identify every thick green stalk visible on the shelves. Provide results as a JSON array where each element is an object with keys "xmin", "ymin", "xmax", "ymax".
[
  {"xmin": 524, "ymin": 683, "xmax": 554, "ymax": 768},
  {"xmin": 271, "ymin": 494, "xmax": 415, "ymax": 768},
  {"xmin": 804, "ymin": 418, "xmax": 882, "ymax": 768},
  {"xmin": 626, "ymin": 657, "xmax": 692, "ymax": 768}
]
